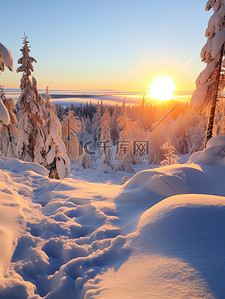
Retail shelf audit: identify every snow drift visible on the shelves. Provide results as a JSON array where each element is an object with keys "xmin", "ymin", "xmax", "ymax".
[
  {"xmin": 1, "ymin": 137, "xmax": 225, "ymax": 298},
  {"xmin": 96, "ymin": 194, "xmax": 225, "ymax": 298},
  {"xmin": 188, "ymin": 135, "xmax": 225, "ymax": 165}
]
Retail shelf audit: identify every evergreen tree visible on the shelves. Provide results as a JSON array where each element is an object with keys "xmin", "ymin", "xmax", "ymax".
[
  {"xmin": 77, "ymin": 117, "xmax": 86, "ymax": 142},
  {"xmin": 191, "ymin": 1, "xmax": 225, "ymax": 145},
  {"xmin": 100, "ymin": 107, "xmax": 112, "ymax": 166},
  {"xmin": 55, "ymin": 104, "xmax": 66, "ymax": 121},
  {"xmin": 93, "ymin": 102, "xmax": 101, "ymax": 146},
  {"xmin": 61, "ymin": 109, "xmax": 80, "ymax": 162},
  {"xmin": 43, "ymin": 87, "xmax": 70, "ymax": 179},
  {"xmin": 85, "ymin": 115, "xmax": 92, "ymax": 135},
  {"xmin": 0, "ymin": 87, "xmax": 17, "ymax": 157},
  {"xmin": 77, "ymin": 144, "xmax": 93, "ymax": 169},
  {"xmin": 111, "ymin": 105, "xmax": 119, "ymax": 146},
  {"xmin": 160, "ymin": 139, "xmax": 180, "ymax": 166},
  {"xmin": 0, "ymin": 43, "xmax": 13, "ymax": 126},
  {"xmin": 16, "ymin": 36, "xmax": 45, "ymax": 163}
]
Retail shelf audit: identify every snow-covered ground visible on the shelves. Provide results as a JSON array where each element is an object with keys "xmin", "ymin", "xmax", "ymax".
[{"xmin": 1, "ymin": 137, "xmax": 225, "ymax": 298}]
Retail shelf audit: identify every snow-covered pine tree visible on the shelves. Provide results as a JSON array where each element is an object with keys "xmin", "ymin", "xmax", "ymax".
[
  {"xmin": 100, "ymin": 107, "xmax": 112, "ymax": 166},
  {"xmin": 160, "ymin": 138, "xmax": 180, "ymax": 166},
  {"xmin": 77, "ymin": 117, "xmax": 86, "ymax": 142},
  {"xmin": 111, "ymin": 105, "xmax": 119, "ymax": 146},
  {"xmin": 55, "ymin": 104, "xmax": 66, "ymax": 121},
  {"xmin": 93, "ymin": 102, "xmax": 101, "ymax": 146},
  {"xmin": 139, "ymin": 93, "xmax": 145, "ymax": 117},
  {"xmin": 85, "ymin": 115, "xmax": 92, "ymax": 135},
  {"xmin": 122, "ymin": 96, "xmax": 126, "ymax": 115},
  {"xmin": 61, "ymin": 109, "xmax": 80, "ymax": 161},
  {"xmin": 114, "ymin": 99, "xmax": 134, "ymax": 172},
  {"xmin": 0, "ymin": 87, "xmax": 17, "ymax": 157},
  {"xmin": 0, "ymin": 43, "xmax": 13, "ymax": 125},
  {"xmin": 0, "ymin": 94, "xmax": 10, "ymax": 126},
  {"xmin": 191, "ymin": 0, "xmax": 225, "ymax": 145},
  {"xmin": 16, "ymin": 36, "xmax": 45, "ymax": 163},
  {"xmin": 43, "ymin": 87, "xmax": 70, "ymax": 179},
  {"xmin": 77, "ymin": 143, "xmax": 93, "ymax": 169}
]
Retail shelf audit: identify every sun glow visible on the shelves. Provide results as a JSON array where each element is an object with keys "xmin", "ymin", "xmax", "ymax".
[{"xmin": 149, "ymin": 76, "xmax": 176, "ymax": 102}]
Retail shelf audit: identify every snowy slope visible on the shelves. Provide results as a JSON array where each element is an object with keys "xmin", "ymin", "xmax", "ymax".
[{"xmin": 1, "ymin": 137, "xmax": 225, "ymax": 298}]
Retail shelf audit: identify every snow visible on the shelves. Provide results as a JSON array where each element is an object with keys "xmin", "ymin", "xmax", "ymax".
[
  {"xmin": 0, "ymin": 43, "xmax": 14, "ymax": 72},
  {"xmin": 46, "ymin": 144, "xmax": 56, "ymax": 164},
  {"xmin": 97, "ymin": 194, "xmax": 225, "ymax": 299},
  {"xmin": 191, "ymin": 80, "xmax": 212, "ymax": 108},
  {"xmin": 211, "ymin": 28, "xmax": 225, "ymax": 58},
  {"xmin": 1, "ymin": 137, "xmax": 225, "ymax": 297},
  {"xmin": 188, "ymin": 135, "xmax": 225, "ymax": 165},
  {"xmin": 198, "ymin": 60, "xmax": 217, "ymax": 86},
  {"xmin": 206, "ymin": 0, "xmax": 225, "ymax": 13},
  {"xmin": 96, "ymin": 162, "xmax": 114, "ymax": 174},
  {"xmin": 206, "ymin": 134, "xmax": 225, "ymax": 147},
  {"xmin": 191, "ymin": 0, "xmax": 225, "ymax": 107},
  {"xmin": 0, "ymin": 99, "xmax": 10, "ymax": 125}
]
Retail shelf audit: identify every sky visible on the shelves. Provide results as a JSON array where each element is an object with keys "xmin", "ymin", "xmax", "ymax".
[{"xmin": 1, "ymin": 0, "xmax": 211, "ymax": 93}]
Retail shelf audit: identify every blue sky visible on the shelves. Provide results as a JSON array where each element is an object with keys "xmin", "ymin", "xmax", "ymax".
[{"xmin": 1, "ymin": 0, "xmax": 210, "ymax": 92}]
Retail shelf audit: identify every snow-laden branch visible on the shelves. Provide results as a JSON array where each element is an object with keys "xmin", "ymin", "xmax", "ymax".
[{"xmin": 0, "ymin": 43, "xmax": 14, "ymax": 72}]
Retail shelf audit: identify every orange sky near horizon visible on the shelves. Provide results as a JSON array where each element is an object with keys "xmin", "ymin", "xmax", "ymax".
[{"xmin": 1, "ymin": 59, "xmax": 198, "ymax": 93}]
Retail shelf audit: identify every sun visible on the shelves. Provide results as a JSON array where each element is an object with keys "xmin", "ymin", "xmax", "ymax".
[{"xmin": 149, "ymin": 76, "xmax": 175, "ymax": 102}]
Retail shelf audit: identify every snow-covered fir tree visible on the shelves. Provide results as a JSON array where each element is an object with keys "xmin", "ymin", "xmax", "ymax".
[
  {"xmin": 0, "ymin": 94, "xmax": 10, "ymax": 126},
  {"xmin": 16, "ymin": 36, "xmax": 45, "ymax": 163},
  {"xmin": 85, "ymin": 115, "xmax": 92, "ymax": 135},
  {"xmin": 55, "ymin": 104, "xmax": 66, "ymax": 121},
  {"xmin": 191, "ymin": 0, "xmax": 225, "ymax": 108},
  {"xmin": 0, "ymin": 87, "xmax": 17, "ymax": 157},
  {"xmin": 111, "ymin": 105, "xmax": 119, "ymax": 146},
  {"xmin": 93, "ymin": 102, "xmax": 101, "ymax": 146},
  {"xmin": 113, "ymin": 150, "xmax": 134, "ymax": 173},
  {"xmin": 160, "ymin": 138, "xmax": 180, "ymax": 166},
  {"xmin": 0, "ymin": 43, "xmax": 13, "ymax": 126},
  {"xmin": 77, "ymin": 117, "xmax": 86, "ymax": 142},
  {"xmin": 43, "ymin": 87, "xmax": 70, "ymax": 179},
  {"xmin": 77, "ymin": 144, "xmax": 93, "ymax": 169},
  {"xmin": 100, "ymin": 107, "xmax": 112, "ymax": 166},
  {"xmin": 171, "ymin": 108, "xmax": 206, "ymax": 154},
  {"xmin": 61, "ymin": 110, "xmax": 80, "ymax": 161},
  {"xmin": 114, "ymin": 101, "xmax": 135, "ymax": 173}
]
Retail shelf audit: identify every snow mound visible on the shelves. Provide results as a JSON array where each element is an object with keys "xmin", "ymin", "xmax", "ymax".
[
  {"xmin": 134, "ymin": 193, "xmax": 225, "ymax": 295},
  {"xmin": 137, "ymin": 193, "xmax": 225, "ymax": 244},
  {"xmin": 96, "ymin": 194, "xmax": 225, "ymax": 298},
  {"xmin": 0, "ymin": 157, "xmax": 49, "ymax": 177},
  {"xmin": 96, "ymin": 162, "xmax": 114, "ymax": 174},
  {"xmin": 188, "ymin": 136, "xmax": 225, "ymax": 165},
  {"xmin": 124, "ymin": 166, "xmax": 190, "ymax": 196},
  {"xmin": 206, "ymin": 135, "xmax": 225, "ymax": 148}
]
